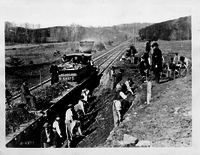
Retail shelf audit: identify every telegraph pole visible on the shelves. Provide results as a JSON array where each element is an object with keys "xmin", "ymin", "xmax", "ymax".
[{"xmin": 133, "ymin": 29, "xmax": 134, "ymax": 45}]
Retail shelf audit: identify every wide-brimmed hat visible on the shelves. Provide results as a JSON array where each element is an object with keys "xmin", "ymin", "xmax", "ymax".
[
  {"xmin": 68, "ymin": 104, "xmax": 73, "ymax": 107},
  {"xmin": 43, "ymin": 122, "xmax": 51, "ymax": 128},
  {"xmin": 55, "ymin": 115, "xmax": 60, "ymax": 120},
  {"xmin": 151, "ymin": 42, "xmax": 159, "ymax": 47}
]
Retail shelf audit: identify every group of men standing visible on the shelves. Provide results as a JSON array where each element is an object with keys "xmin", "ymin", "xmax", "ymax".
[
  {"xmin": 140, "ymin": 41, "xmax": 163, "ymax": 83},
  {"xmin": 141, "ymin": 40, "xmax": 188, "ymax": 83}
]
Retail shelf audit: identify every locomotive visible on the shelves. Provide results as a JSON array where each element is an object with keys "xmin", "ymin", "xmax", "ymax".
[{"xmin": 58, "ymin": 41, "xmax": 97, "ymax": 84}]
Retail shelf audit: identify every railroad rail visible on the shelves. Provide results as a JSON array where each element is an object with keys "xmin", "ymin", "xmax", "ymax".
[
  {"xmin": 6, "ymin": 38, "xmax": 132, "ymax": 148},
  {"xmin": 10, "ymin": 39, "xmax": 131, "ymax": 102}
]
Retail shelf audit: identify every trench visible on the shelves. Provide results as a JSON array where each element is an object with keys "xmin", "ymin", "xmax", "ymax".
[{"xmin": 75, "ymin": 63, "xmax": 145, "ymax": 147}]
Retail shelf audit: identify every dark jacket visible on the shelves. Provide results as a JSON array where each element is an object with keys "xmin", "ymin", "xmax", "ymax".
[
  {"xmin": 21, "ymin": 84, "xmax": 31, "ymax": 103},
  {"xmin": 50, "ymin": 64, "xmax": 59, "ymax": 84},
  {"xmin": 40, "ymin": 129, "xmax": 55, "ymax": 148},
  {"xmin": 139, "ymin": 60, "xmax": 149, "ymax": 77},
  {"xmin": 145, "ymin": 42, "xmax": 151, "ymax": 53},
  {"xmin": 21, "ymin": 84, "xmax": 30, "ymax": 96},
  {"xmin": 152, "ymin": 47, "xmax": 163, "ymax": 72},
  {"xmin": 115, "ymin": 72, "xmax": 122, "ymax": 84}
]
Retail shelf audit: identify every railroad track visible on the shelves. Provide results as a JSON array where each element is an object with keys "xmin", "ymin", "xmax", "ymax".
[
  {"xmin": 6, "ymin": 38, "xmax": 133, "ymax": 148},
  {"xmin": 10, "ymin": 39, "xmax": 131, "ymax": 103}
]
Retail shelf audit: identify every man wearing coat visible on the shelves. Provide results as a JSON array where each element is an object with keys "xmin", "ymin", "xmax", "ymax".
[
  {"xmin": 40, "ymin": 123, "xmax": 55, "ymax": 148},
  {"xmin": 152, "ymin": 42, "xmax": 163, "ymax": 83},
  {"xmin": 21, "ymin": 80, "xmax": 36, "ymax": 110},
  {"xmin": 50, "ymin": 63, "xmax": 59, "ymax": 85}
]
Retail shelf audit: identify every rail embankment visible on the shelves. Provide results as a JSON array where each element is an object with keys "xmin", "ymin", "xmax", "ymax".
[{"xmin": 100, "ymin": 72, "xmax": 191, "ymax": 147}]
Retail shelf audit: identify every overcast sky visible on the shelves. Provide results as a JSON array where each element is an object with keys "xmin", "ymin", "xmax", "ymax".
[{"xmin": 3, "ymin": 0, "xmax": 195, "ymax": 28}]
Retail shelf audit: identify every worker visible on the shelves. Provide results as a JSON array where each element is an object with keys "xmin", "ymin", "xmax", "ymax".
[
  {"xmin": 139, "ymin": 55, "xmax": 149, "ymax": 81},
  {"xmin": 179, "ymin": 56, "xmax": 187, "ymax": 77},
  {"xmin": 129, "ymin": 44, "xmax": 137, "ymax": 56},
  {"xmin": 152, "ymin": 42, "xmax": 163, "ymax": 83},
  {"xmin": 113, "ymin": 100, "xmax": 122, "ymax": 127},
  {"xmin": 65, "ymin": 104, "xmax": 74, "ymax": 141},
  {"xmin": 145, "ymin": 40, "xmax": 152, "ymax": 67},
  {"xmin": 75, "ymin": 96, "xmax": 86, "ymax": 115},
  {"xmin": 61, "ymin": 54, "xmax": 67, "ymax": 63},
  {"xmin": 110, "ymin": 66, "xmax": 117, "ymax": 90},
  {"xmin": 74, "ymin": 96, "xmax": 85, "ymax": 130},
  {"xmin": 123, "ymin": 78, "xmax": 135, "ymax": 95},
  {"xmin": 5, "ymin": 84, "xmax": 13, "ymax": 108},
  {"xmin": 145, "ymin": 40, "xmax": 151, "ymax": 54},
  {"xmin": 173, "ymin": 53, "xmax": 180, "ymax": 65},
  {"xmin": 21, "ymin": 80, "xmax": 36, "ymax": 110},
  {"xmin": 50, "ymin": 63, "xmax": 59, "ymax": 85},
  {"xmin": 115, "ymin": 69, "xmax": 124, "ymax": 88},
  {"xmin": 81, "ymin": 88, "xmax": 90, "ymax": 103},
  {"xmin": 168, "ymin": 57, "xmax": 176, "ymax": 79},
  {"xmin": 81, "ymin": 54, "xmax": 87, "ymax": 64},
  {"xmin": 40, "ymin": 122, "xmax": 55, "ymax": 148},
  {"xmin": 52, "ymin": 115, "xmax": 63, "ymax": 147},
  {"xmin": 70, "ymin": 119, "xmax": 84, "ymax": 138},
  {"xmin": 114, "ymin": 84, "xmax": 130, "ymax": 123}
]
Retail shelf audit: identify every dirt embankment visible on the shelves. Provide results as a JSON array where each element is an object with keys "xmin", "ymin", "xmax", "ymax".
[
  {"xmin": 100, "ymin": 73, "xmax": 191, "ymax": 147},
  {"xmin": 74, "ymin": 40, "xmax": 192, "ymax": 148}
]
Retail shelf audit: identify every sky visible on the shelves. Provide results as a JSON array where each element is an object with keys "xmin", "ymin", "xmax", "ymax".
[{"xmin": 2, "ymin": 0, "xmax": 195, "ymax": 28}]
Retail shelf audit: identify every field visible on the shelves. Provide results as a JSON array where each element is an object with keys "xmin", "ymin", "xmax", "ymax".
[
  {"xmin": 5, "ymin": 42, "xmax": 112, "ymax": 94},
  {"xmin": 5, "ymin": 40, "xmax": 191, "ymax": 94}
]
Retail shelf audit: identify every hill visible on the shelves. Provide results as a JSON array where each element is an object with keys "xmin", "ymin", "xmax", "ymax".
[
  {"xmin": 5, "ymin": 22, "xmax": 151, "ymax": 45},
  {"xmin": 138, "ymin": 16, "xmax": 191, "ymax": 41}
]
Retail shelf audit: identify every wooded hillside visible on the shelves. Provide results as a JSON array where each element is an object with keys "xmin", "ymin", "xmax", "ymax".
[
  {"xmin": 5, "ymin": 22, "xmax": 150, "ymax": 45},
  {"xmin": 138, "ymin": 16, "xmax": 191, "ymax": 41}
]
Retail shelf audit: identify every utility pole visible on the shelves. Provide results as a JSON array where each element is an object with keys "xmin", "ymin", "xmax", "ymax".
[{"xmin": 133, "ymin": 29, "xmax": 135, "ymax": 45}]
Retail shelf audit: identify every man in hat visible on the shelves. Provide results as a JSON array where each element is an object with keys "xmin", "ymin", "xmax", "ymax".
[
  {"xmin": 152, "ymin": 42, "xmax": 163, "ymax": 83},
  {"xmin": 50, "ymin": 63, "xmax": 59, "ymax": 85},
  {"xmin": 113, "ymin": 82, "xmax": 130, "ymax": 126},
  {"xmin": 65, "ymin": 104, "xmax": 74, "ymax": 141},
  {"xmin": 40, "ymin": 122, "xmax": 55, "ymax": 148},
  {"xmin": 21, "ymin": 80, "xmax": 36, "ymax": 110},
  {"xmin": 53, "ymin": 115, "xmax": 63, "ymax": 147}
]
